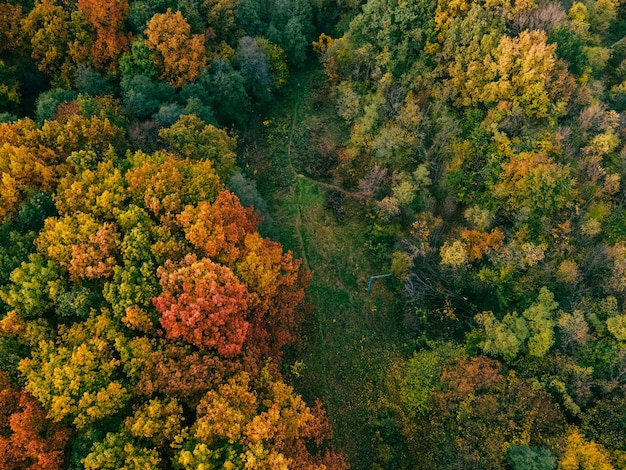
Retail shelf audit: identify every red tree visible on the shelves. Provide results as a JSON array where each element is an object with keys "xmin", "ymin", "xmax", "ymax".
[
  {"xmin": 0, "ymin": 372, "xmax": 68, "ymax": 470},
  {"xmin": 154, "ymin": 254, "xmax": 251, "ymax": 357}
]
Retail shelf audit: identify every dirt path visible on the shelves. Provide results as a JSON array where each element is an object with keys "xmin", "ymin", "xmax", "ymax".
[{"xmin": 286, "ymin": 94, "xmax": 311, "ymax": 271}]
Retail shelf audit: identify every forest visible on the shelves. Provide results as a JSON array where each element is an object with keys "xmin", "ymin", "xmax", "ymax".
[{"xmin": 1, "ymin": 0, "xmax": 626, "ymax": 468}]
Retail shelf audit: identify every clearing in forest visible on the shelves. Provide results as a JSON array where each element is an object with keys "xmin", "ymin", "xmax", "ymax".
[{"xmin": 245, "ymin": 65, "xmax": 408, "ymax": 467}]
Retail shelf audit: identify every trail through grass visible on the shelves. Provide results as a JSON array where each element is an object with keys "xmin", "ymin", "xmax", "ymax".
[{"xmin": 246, "ymin": 65, "xmax": 407, "ymax": 467}]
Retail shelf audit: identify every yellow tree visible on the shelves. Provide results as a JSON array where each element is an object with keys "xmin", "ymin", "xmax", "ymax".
[
  {"xmin": 176, "ymin": 370, "xmax": 344, "ymax": 469},
  {"xmin": 479, "ymin": 30, "xmax": 572, "ymax": 120},
  {"xmin": 159, "ymin": 114, "xmax": 237, "ymax": 180},
  {"xmin": 145, "ymin": 9, "xmax": 207, "ymax": 88},
  {"xmin": 559, "ymin": 427, "xmax": 615, "ymax": 470},
  {"xmin": 22, "ymin": 0, "xmax": 93, "ymax": 88}
]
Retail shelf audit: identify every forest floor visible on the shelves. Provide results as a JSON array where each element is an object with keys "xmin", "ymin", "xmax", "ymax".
[{"xmin": 242, "ymin": 63, "xmax": 408, "ymax": 467}]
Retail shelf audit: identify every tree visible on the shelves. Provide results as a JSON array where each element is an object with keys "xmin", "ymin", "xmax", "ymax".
[
  {"xmin": 67, "ymin": 222, "xmax": 121, "ymax": 283},
  {"xmin": 35, "ymin": 211, "xmax": 105, "ymax": 271},
  {"xmin": 581, "ymin": 397, "xmax": 626, "ymax": 452},
  {"xmin": 0, "ymin": 191, "xmax": 53, "ymax": 299},
  {"xmin": 55, "ymin": 156, "xmax": 127, "ymax": 221},
  {"xmin": 203, "ymin": 0, "xmax": 238, "ymax": 43},
  {"xmin": 125, "ymin": 151, "xmax": 222, "ymax": 223},
  {"xmin": 77, "ymin": 0, "xmax": 130, "ymax": 69},
  {"xmin": 175, "ymin": 370, "xmax": 343, "ymax": 470},
  {"xmin": 0, "ymin": 61, "xmax": 20, "ymax": 112},
  {"xmin": 255, "ymin": 38, "xmax": 288, "ymax": 91},
  {"xmin": 19, "ymin": 312, "xmax": 131, "ymax": 429},
  {"xmin": 559, "ymin": 427, "xmax": 615, "ymax": 470},
  {"xmin": 159, "ymin": 114, "xmax": 237, "ymax": 179},
  {"xmin": 401, "ymin": 342, "xmax": 462, "ymax": 416},
  {"xmin": 281, "ymin": 16, "xmax": 308, "ymax": 67},
  {"xmin": 82, "ymin": 431, "xmax": 161, "ymax": 470},
  {"xmin": 177, "ymin": 191, "xmax": 310, "ymax": 363},
  {"xmin": 145, "ymin": 9, "xmax": 207, "ymax": 88},
  {"xmin": 478, "ymin": 30, "xmax": 571, "ymax": 120},
  {"xmin": 0, "ymin": 254, "xmax": 65, "ymax": 318},
  {"xmin": 73, "ymin": 66, "xmax": 113, "ymax": 96},
  {"xmin": 133, "ymin": 342, "xmax": 239, "ymax": 407},
  {"xmin": 38, "ymin": 112, "xmax": 127, "ymax": 158},
  {"xmin": 235, "ymin": 0, "xmax": 262, "ymax": 37},
  {"xmin": 0, "ymin": 144, "xmax": 55, "ymax": 221},
  {"xmin": 523, "ymin": 287, "xmax": 558, "ymax": 358},
  {"xmin": 235, "ymin": 36, "xmax": 272, "ymax": 102},
  {"xmin": 548, "ymin": 24, "xmax": 588, "ymax": 76},
  {"xmin": 506, "ymin": 444, "xmax": 556, "ymax": 470},
  {"xmin": 152, "ymin": 102, "xmax": 183, "ymax": 127},
  {"xmin": 0, "ymin": 3, "xmax": 25, "ymax": 57},
  {"xmin": 120, "ymin": 74, "xmax": 175, "ymax": 120},
  {"xmin": 429, "ymin": 356, "xmax": 565, "ymax": 469},
  {"xmin": 228, "ymin": 172, "xmax": 273, "ymax": 233},
  {"xmin": 22, "ymin": 0, "xmax": 93, "ymax": 88},
  {"xmin": 118, "ymin": 38, "xmax": 159, "ymax": 79},
  {"xmin": 82, "ymin": 397, "xmax": 185, "ymax": 469},
  {"xmin": 154, "ymin": 254, "xmax": 251, "ymax": 357},
  {"xmin": 0, "ymin": 371, "xmax": 69, "ymax": 470},
  {"xmin": 204, "ymin": 59, "xmax": 250, "ymax": 126},
  {"xmin": 495, "ymin": 152, "xmax": 575, "ymax": 222},
  {"xmin": 476, "ymin": 287, "xmax": 559, "ymax": 360},
  {"xmin": 476, "ymin": 310, "xmax": 530, "ymax": 360},
  {"xmin": 34, "ymin": 89, "xmax": 78, "ymax": 123}
]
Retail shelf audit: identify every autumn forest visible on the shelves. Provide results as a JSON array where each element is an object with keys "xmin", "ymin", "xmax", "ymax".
[{"xmin": 1, "ymin": 0, "xmax": 626, "ymax": 468}]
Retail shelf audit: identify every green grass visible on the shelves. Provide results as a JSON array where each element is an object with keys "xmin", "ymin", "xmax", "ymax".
[
  {"xmin": 276, "ymin": 178, "xmax": 405, "ymax": 467},
  {"xmin": 247, "ymin": 64, "xmax": 407, "ymax": 467}
]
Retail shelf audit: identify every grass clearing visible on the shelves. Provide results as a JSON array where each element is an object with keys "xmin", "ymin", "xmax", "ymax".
[
  {"xmin": 246, "ymin": 64, "xmax": 407, "ymax": 467},
  {"xmin": 275, "ymin": 178, "xmax": 405, "ymax": 467}
]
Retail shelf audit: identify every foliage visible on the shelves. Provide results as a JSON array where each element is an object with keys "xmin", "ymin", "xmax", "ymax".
[
  {"xmin": 0, "ymin": 47, "xmax": 344, "ymax": 466},
  {"xmin": 2, "ymin": 0, "xmax": 626, "ymax": 466},
  {"xmin": 0, "ymin": 371, "xmax": 69, "ymax": 470},
  {"xmin": 144, "ymin": 9, "xmax": 207, "ymax": 88},
  {"xmin": 158, "ymin": 114, "xmax": 237, "ymax": 179}
]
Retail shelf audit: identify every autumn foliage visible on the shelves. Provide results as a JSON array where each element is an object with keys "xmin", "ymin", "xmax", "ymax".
[
  {"xmin": 154, "ymin": 255, "xmax": 251, "ymax": 356},
  {"xmin": 0, "ymin": 88, "xmax": 341, "ymax": 466},
  {"xmin": 4, "ymin": 0, "xmax": 626, "ymax": 466},
  {"xmin": 145, "ymin": 9, "xmax": 207, "ymax": 88},
  {"xmin": 77, "ymin": 0, "xmax": 130, "ymax": 69},
  {"xmin": 0, "ymin": 372, "xmax": 68, "ymax": 470}
]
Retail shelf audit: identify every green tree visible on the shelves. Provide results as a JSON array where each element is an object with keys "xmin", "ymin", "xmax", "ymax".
[
  {"xmin": 523, "ymin": 287, "xmax": 558, "ymax": 358},
  {"xmin": 0, "ymin": 60, "xmax": 20, "ymax": 112},
  {"xmin": 476, "ymin": 310, "xmax": 529, "ymax": 360},
  {"xmin": 120, "ymin": 74, "xmax": 175, "ymax": 120},
  {"xmin": 204, "ymin": 59, "xmax": 250, "ymax": 126},
  {"xmin": 0, "ymin": 254, "xmax": 65, "ymax": 319},
  {"xmin": 506, "ymin": 444, "xmax": 556, "ymax": 470},
  {"xmin": 236, "ymin": 36, "xmax": 273, "ymax": 102},
  {"xmin": 118, "ymin": 38, "xmax": 159, "ymax": 79},
  {"xmin": 159, "ymin": 114, "xmax": 237, "ymax": 179}
]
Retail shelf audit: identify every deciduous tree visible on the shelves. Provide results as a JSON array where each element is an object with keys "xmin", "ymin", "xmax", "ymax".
[
  {"xmin": 77, "ymin": 0, "xmax": 130, "ymax": 69},
  {"xmin": 159, "ymin": 114, "xmax": 237, "ymax": 179},
  {"xmin": 154, "ymin": 254, "xmax": 251, "ymax": 357},
  {"xmin": 145, "ymin": 9, "xmax": 207, "ymax": 88},
  {"xmin": 0, "ymin": 371, "xmax": 69, "ymax": 470}
]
